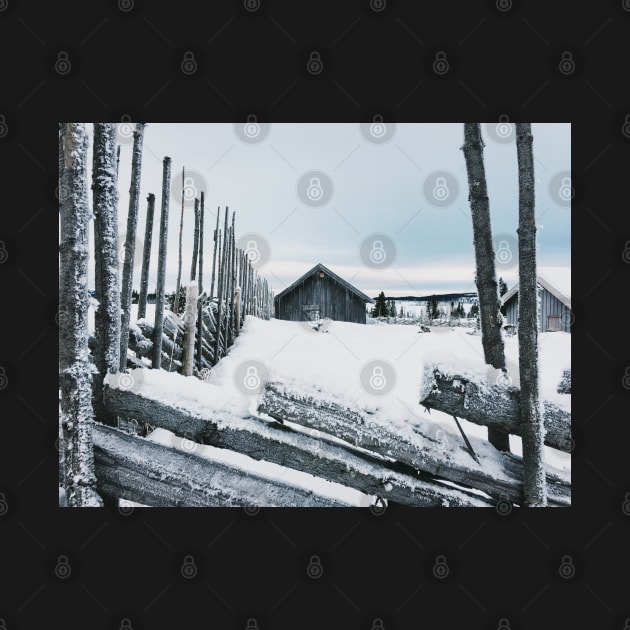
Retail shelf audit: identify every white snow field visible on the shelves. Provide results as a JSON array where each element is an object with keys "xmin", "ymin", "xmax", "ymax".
[{"xmin": 106, "ymin": 313, "xmax": 570, "ymax": 507}]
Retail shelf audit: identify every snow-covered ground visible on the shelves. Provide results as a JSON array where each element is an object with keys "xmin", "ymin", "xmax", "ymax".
[{"xmin": 110, "ymin": 314, "xmax": 570, "ymax": 507}]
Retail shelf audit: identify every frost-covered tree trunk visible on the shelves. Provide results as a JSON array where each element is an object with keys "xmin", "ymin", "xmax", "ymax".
[
  {"xmin": 119, "ymin": 123, "xmax": 145, "ymax": 371},
  {"xmin": 462, "ymin": 123, "xmax": 509, "ymax": 452},
  {"xmin": 59, "ymin": 123, "xmax": 103, "ymax": 507},
  {"xmin": 190, "ymin": 197, "xmax": 200, "ymax": 282},
  {"xmin": 92, "ymin": 123, "xmax": 121, "ymax": 426},
  {"xmin": 137, "ymin": 193, "xmax": 155, "ymax": 320},
  {"xmin": 153, "ymin": 157, "xmax": 172, "ymax": 369},
  {"xmin": 516, "ymin": 123, "xmax": 546, "ymax": 506}
]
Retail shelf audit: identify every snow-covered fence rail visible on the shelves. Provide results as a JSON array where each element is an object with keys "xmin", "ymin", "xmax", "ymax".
[
  {"xmin": 98, "ymin": 376, "xmax": 569, "ymax": 508},
  {"xmin": 258, "ymin": 384, "xmax": 570, "ymax": 507},
  {"xmin": 93, "ymin": 423, "xmax": 346, "ymax": 507},
  {"xmin": 419, "ymin": 367, "xmax": 572, "ymax": 452}
]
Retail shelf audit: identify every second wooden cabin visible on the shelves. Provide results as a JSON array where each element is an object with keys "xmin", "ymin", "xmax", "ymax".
[{"xmin": 274, "ymin": 263, "xmax": 374, "ymax": 324}]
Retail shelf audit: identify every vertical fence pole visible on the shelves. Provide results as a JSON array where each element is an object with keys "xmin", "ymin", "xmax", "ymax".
[
  {"xmin": 137, "ymin": 193, "xmax": 155, "ymax": 320},
  {"xmin": 182, "ymin": 283, "xmax": 198, "ymax": 376},
  {"xmin": 120, "ymin": 122, "xmax": 146, "ymax": 371},
  {"xmin": 153, "ymin": 157, "xmax": 171, "ymax": 369},
  {"xmin": 59, "ymin": 122, "xmax": 103, "ymax": 507},
  {"xmin": 92, "ymin": 123, "xmax": 121, "ymax": 426}
]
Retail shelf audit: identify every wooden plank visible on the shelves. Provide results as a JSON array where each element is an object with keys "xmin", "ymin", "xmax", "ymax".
[
  {"xmin": 258, "ymin": 384, "xmax": 570, "ymax": 506},
  {"xmin": 103, "ymin": 385, "xmax": 496, "ymax": 507},
  {"xmin": 419, "ymin": 367, "xmax": 572, "ymax": 452},
  {"xmin": 93, "ymin": 422, "xmax": 348, "ymax": 507}
]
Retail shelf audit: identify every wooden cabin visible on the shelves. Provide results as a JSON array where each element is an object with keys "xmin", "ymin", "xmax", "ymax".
[
  {"xmin": 501, "ymin": 271, "xmax": 571, "ymax": 333},
  {"xmin": 274, "ymin": 263, "xmax": 375, "ymax": 324}
]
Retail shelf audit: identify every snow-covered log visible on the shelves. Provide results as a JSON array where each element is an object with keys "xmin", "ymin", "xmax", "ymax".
[
  {"xmin": 259, "ymin": 384, "xmax": 570, "ymax": 506},
  {"xmin": 93, "ymin": 424, "xmax": 348, "ymax": 507},
  {"xmin": 419, "ymin": 368, "xmax": 571, "ymax": 452},
  {"xmin": 59, "ymin": 123, "xmax": 103, "ymax": 507},
  {"xmin": 127, "ymin": 324, "xmax": 182, "ymax": 371},
  {"xmin": 102, "ymin": 385, "xmax": 496, "ymax": 507}
]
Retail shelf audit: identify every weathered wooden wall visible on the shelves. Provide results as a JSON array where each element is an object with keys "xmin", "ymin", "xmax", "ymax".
[
  {"xmin": 504, "ymin": 286, "xmax": 571, "ymax": 332},
  {"xmin": 275, "ymin": 271, "xmax": 367, "ymax": 324}
]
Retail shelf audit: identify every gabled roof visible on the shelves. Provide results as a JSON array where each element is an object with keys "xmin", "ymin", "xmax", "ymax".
[
  {"xmin": 274, "ymin": 263, "xmax": 375, "ymax": 304},
  {"xmin": 501, "ymin": 273, "xmax": 571, "ymax": 309}
]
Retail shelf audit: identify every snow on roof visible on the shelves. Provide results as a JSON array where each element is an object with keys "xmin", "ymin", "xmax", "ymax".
[
  {"xmin": 501, "ymin": 266, "xmax": 571, "ymax": 307},
  {"xmin": 274, "ymin": 263, "xmax": 375, "ymax": 304}
]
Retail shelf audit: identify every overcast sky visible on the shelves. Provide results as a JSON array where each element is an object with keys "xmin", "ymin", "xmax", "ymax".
[{"xmin": 85, "ymin": 122, "xmax": 570, "ymax": 298}]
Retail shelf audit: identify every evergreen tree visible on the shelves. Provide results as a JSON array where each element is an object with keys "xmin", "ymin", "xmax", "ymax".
[
  {"xmin": 372, "ymin": 291, "xmax": 388, "ymax": 317},
  {"xmin": 469, "ymin": 302, "xmax": 479, "ymax": 318},
  {"xmin": 389, "ymin": 299, "xmax": 397, "ymax": 317},
  {"xmin": 428, "ymin": 295, "xmax": 440, "ymax": 320},
  {"xmin": 399, "ymin": 305, "xmax": 404, "ymax": 318}
]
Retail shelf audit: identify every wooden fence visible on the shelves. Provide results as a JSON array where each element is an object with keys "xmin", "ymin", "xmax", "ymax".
[
  {"xmin": 96, "ymin": 376, "xmax": 571, "ymax": 508},
  {"xmin": 60, "ymin": 124, "xmax": 569, "ymax": 509}
]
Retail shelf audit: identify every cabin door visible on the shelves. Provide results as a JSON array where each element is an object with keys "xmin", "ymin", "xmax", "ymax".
[{"xmin": 302, "ymin": 304, "xmax": 320, "ymax": 322}]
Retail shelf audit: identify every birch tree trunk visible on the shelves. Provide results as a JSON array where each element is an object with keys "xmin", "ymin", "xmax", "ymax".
[
  {"xmin": 92, "ymin": 123, "xmax": 121, "ymax": 426},
  {"xmin": 153, "ymin": 157, "xmax": 172, "ymax": 369},
  {"xmin": 516, "ymin": 123, "xmax": 546, "ymax": 506},
  {"xmin": 462, "ymin": 123, "xmax": 510, "ymax": 452},
  {"xmin": 59, "ymin": 123, "xmax": 103, "ymax": 507},
  {"xmin": 120, "ymin": 122, "xmax": 146, "ymax": 370},
  {"xmin": 137, "ymin": 193, "xmax": 155, "ymax": 320}
]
